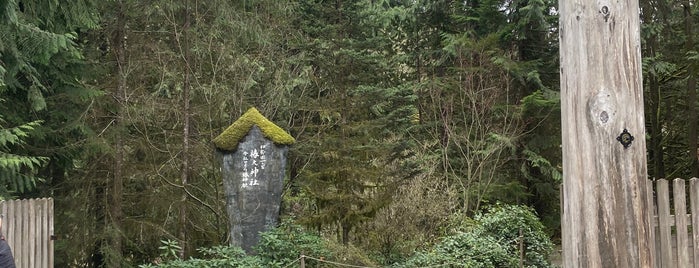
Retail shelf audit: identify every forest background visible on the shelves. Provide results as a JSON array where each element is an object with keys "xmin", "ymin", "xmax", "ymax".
[{"xmin": 0, "ymin": 0, "xmax": 696, "ymax": 267}]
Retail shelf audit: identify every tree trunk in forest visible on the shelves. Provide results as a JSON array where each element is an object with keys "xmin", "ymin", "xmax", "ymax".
[
  {"xmin": 559, "ymin": 0, "xmax": 653, "ymax": 266},
  {"xmin": 649, "ymin": 69, "xmax": 664, "ymax": 179},
  {"xmin": 642, "ymin": 0, "xmax": 665, "ymax": 180},
  {"xmin": 341, "ymin": 221, "xmax": 350, "ymax": 245},
  {"xmin": 91, "ymin": 169, "xmax": 106, "ymax": 266},
  {"xmin": 110, "ymin": 0, "xmax": 126, "ymax": 265},
  {"xmin": 685, "ymin": 1, "xmax": 698, "ymax": 178},
  {"xmin": 178, "ymin": 0, "xmax": 192, "ymax": 259}
]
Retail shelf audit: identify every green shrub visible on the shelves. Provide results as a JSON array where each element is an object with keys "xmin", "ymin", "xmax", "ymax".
[
  {"xmin": 396, "ymin": 232, "xmax": 518, "ymax": 267},
  {"xmin": 254, "ymin": 222, "xmax": 332, "ymax": 267},
  {"xmin": 475, "ymin": 204, "xmax": 554, "ymax": 268},
  {"xmin": 396, "ymin": 204, "xmax": 554, "ymax": 268},
  {"xmin": 140, "ymin": 222, "xmax": 330, "ymax": 268},
  {"xmin": 139, "ymin": 245, "xmax": 262, "ymax": 268}
]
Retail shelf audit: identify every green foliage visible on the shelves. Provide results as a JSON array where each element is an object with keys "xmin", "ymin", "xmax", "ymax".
[
  {"xmin": 475, "ymin": 204, "xmax": 554, "ymax": 268},
  {"xmin": 290, "ymin": 0, "xmax": 418, "ymax": 246},
  {"xmin": 139, "ymin": 223, "xmax": 329, "ymax": 268},
  {"xmin": 158, "ymin": 240, "xmax": 182, "ymax": 262},
  {"xmin": 396, "ymin": 204, "xmax": 554, "ymax": 268},
  {"xmin": 518, "ymin": 89, "xmax": 562, "ymax": 236},
  {"xmin": 254, "ymin": 222, "xmax": 332, "ymax": 266},
  {"xmin": 639, "ymin": 0, "xmax": 699, "ymax": 180},
  {"xmin": 0, "ymin": 118, "xmax": 48, "ymax": 196},
  {"xmin": 213, "ymin": 107, "xmax": 296, "ymax": 151},
  {"xmin": 396, "ymin": 231, "xmax": 517, "ymax": 268},
  {"xmin": 139, "ymin": 245, "xmax": 262, "ymax": 268},
  {"xmin": 521, "ymin": 149, "xmax": 560, "ymax": 185},
  {"xmin": 0, "ymin": 0, "xmax": 98, "ymax": 93},
  {"xmin": 0, "ymin": 0, "xmax": 100, "ymax": 199},
  {"xmin": 0, "ymin": 3, "xmax": 102, "ymax": 265}
]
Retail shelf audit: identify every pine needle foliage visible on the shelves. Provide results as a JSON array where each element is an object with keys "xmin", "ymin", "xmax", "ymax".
[
  {"xmin": 290, "ymin": 0, "xmax": 418, "ymax": 246},
  {"xmin": 0, "ymin": 0, "xmax": 98, "ymax": 93},
  {"xmin": 0, "ymin": 117, "xmax": 48, "ymax": 196},
  {"xmin": 0, "ymin": 0, "xmax": 100, "ymax": 254}
]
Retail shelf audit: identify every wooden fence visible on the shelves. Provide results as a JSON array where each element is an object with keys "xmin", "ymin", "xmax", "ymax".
[
  {"xmin": 646, "ymin": 178, "xmax": 699, "ymax": 268},
  {"xmin": 0, "ymin": 198, "xmax": 54, "ymax": 268}
]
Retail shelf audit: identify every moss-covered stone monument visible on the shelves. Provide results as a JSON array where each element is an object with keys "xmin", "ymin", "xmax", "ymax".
[{"xmin": 213, "ymin": 107, "xmax": 294, "ymax": 253}]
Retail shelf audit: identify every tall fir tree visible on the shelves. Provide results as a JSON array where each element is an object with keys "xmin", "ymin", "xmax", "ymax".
[
  {"xmin": 289, "ymin": 0, "xmax": 416, "ymax": 245},
  {"xmin": 0, "ymin": 0, "xmax": 100, "ymax": 198}
]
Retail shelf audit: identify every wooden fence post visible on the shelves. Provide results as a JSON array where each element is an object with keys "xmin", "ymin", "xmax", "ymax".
[
  {"xmin": 644, "ymin": 179, "xmax": 656, "ymax": 267},
  {"xmin": 657, "ymin": 179, "xmax": 672, "ymax": 267},
  {"xmin": 691, "ymin": 178, "xmax": 699, "ymax": 266},
  {"xmin": 673, "ymin": 178, "xmax": 689, "ymax": 267},
  {"xmin": 559, "ymin": 0, "xmax": 653, "ymax": 266}
]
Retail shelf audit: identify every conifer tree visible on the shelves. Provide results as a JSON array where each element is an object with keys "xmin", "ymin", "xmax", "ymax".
[
  {"xmin": 0, "ymin": 0, "xmax": 99, "ymax": 198},
  {"xmin": 0, "ymin": 118, "xmax": 47, "ymax": 197},
  {"xmin": 290, "ymin": 0, "xmax": 416, "ymax": 244},
  {"xmin": 639, "ymin": 0, "xmax": 699, "ymax": 180}
]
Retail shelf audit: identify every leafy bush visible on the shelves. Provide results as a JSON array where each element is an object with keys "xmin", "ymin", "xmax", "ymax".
[
  {"xmin": 396, "ymin": 204, "xmax": 554, "ymax": 268},
  {"xmin": 140, "ymin": 206, "xmax": 554, "ymax": 268},
  {"xmin": 395, "ymin": 232, "xmax": 518, "ymax": 267},
  {"xmin": 139, "ymin": 246, "xmax": 262, "ymax": 268},
  {"xmin": 140, "ymin": 222, "xmax": 330, "ymax": 268},
  {"xmin": 475, "ymin": 204, "xmax": 554, "ymax": 268},
  {"xmin": 254, "ymin": 222, "xmax": 331, "ymax": 267}
]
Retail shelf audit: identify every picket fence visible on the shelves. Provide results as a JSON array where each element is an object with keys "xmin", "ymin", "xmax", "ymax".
[
  {"xmin": 0, "ymin": 198, "xmax": 54, "ymax": 268},
  {"xmin": 646, "ymin": 178, "xmax": 699, "ymax": 268}
]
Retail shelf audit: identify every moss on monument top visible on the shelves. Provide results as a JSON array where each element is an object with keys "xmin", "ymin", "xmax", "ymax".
[{"xmin": 213, "ymin": 107, "xmax": 295, "ymax": 151}]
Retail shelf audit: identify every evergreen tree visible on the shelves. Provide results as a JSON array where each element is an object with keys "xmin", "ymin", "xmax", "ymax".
[
  {"xmin": 640, "ymin": 0, "xmax": 699, "ymax": 180},
  {"xmin": 290, "ymin": 0, "xmax": 416, "ymax": 245},
  {"xmin": 0, "ymin": 0, "xmax": 99, "ymax": 199},
  {"xmin": 0, "ymin": 118, "xmax": 47, "ymax": 196}
]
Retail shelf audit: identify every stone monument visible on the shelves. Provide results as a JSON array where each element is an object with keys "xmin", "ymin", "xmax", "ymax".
[{"xmin": 213, "ymin": 107, "xmax": 295, "ymax": 253}]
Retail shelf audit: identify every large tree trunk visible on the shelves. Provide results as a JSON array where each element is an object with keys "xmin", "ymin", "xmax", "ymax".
[{"xmin": 559, "ymin": 0, "xmax": 653, "ymax": 266}]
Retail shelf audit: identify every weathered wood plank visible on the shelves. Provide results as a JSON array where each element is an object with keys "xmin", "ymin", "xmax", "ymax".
[
  {"xmin": 690, "ymin": 178, "xmax": 699, "ymax": 268},
  {"xmin": 42, "ymin": 198, "xmax": 50, "ymax": 268},
  {"xmin": 674, "ymin": 179, "xmax": 690, "ymax": 267},
  {"xmin": 37, "ymin": 199, "xmax": 44, "ymax": 268},
  {"xmin": 560, "ymin": 0, "xmax": 652, "ymax": 266},
  {"xmin": 4, "ymin": 201, "xmax": 14, "ymax": 266},
  {"xmin": 657, "ymin": 179, "xmax": 673, "ymax": 268},
  {"xmin": 38, "ymin": 198, "xmax": 50, "ymax": 268},
  {"xmin": 646, "ymin": 179, "xmax": 657, "ymax": 268},
  {"xmin": 7, "ymin": 201, "xmax": 14, "ymax": 266},
  {"xmin": 48, "ymin": 198, "xmax": 53, "ymax": 268},
  {"xmin": 22, "ymin": 200, "xmax": 29, "ymax": 268},
  {"xmin": 653, "ymin": 214, "xmax": 694, "ymax": 227},
  {"xmin": 29, "ymin": 200, "xmax": 35, "ymax": 268}
]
